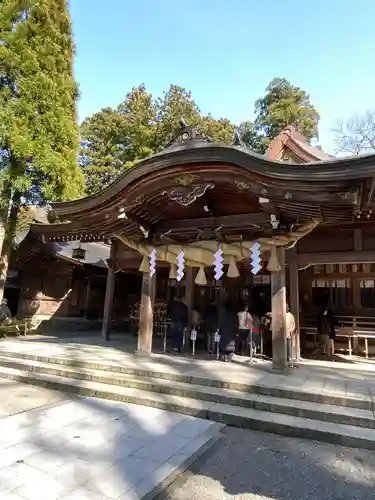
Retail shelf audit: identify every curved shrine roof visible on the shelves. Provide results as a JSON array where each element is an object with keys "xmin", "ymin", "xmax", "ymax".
[{"xmin": 31, "ymin": 124, "xmax": 375, "ymax": 243}]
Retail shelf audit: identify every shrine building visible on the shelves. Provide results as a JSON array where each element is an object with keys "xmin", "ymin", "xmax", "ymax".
[{"xmin": 8, "ymin": 124, "xmax": 375, "ymax": 369}]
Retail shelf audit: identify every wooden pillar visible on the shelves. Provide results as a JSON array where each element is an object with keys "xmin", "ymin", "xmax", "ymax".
[
  {"xmin": 287, "ymin": 246, "xmax": 300, "ymax": 360},
  {"xmin": 83, "ymin": 277, "xmax": 91, "ymax": 320},
  {"xmin": 354, "ymin": 229, "xmax": 362, "ymax": 251},
  {"xmin": 136, "ymin": 271, "xmax": 156, "ymax": 356},
  {"xmin": 185, "ymin": 267, "xmax": 194, "ymax": 328},
  {"xmin": 101, "ymin": 241, "xmax": 116, "ymax": 341},
  {"xmin": 271, "ymin": 246, "xmax": 287, "ymax": 371}
]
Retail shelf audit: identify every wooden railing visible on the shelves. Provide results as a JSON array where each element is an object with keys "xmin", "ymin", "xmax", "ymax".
[{"xmin": 301, "ymin": 314, "xmax": 375, "ymax": 358}]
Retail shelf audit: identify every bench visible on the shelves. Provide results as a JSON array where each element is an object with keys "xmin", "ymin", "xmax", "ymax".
[
  {"xmin": 0, "ymin": 319, "xmax": 31, "ymax": 338},
  {"xmin": 302, "ymin": 314, "xmax": 375, "ymax": 358}
]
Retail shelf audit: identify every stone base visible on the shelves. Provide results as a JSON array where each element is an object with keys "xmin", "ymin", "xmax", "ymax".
[
  {"xmin": 134, "ymin": 348, "xmax": 153, "ymax": 357},
  {"xmin": 272, "ymin": 362, "xmax": 290, "ymax": 373}
]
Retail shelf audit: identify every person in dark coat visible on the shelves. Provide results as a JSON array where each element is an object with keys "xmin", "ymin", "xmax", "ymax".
[
  {"xmin": 168, "ymin": 294, "xmax": 189, "ymax": 352},
  {"xmin": 204, "ymin": 302, "xmax": 218, "ymax": 354},
  {"xmin": 218, "ymin": 301, "xmax": 239, "ymax": 362},
  {"xmin": 314, "ymin": 307, "xmax": 337, "ymax": 357},
  {"xmin": 262, "ymin": 312, "xmax": 273, "ymax": 359}
]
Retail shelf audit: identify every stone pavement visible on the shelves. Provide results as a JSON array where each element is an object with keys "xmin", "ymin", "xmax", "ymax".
[
  {"xmin": 0, "ymin": 378, "xmax": 66, "ymax": 418},
  {"xmin": 0, "ymin": 383, "xmax": 220, "ymax": 500},
  {"xmin": 1, "ymin": 335, "xmax": 375, "ymax": 402},
  {"xmin": 161, "ymin": 426, "xmax": 375, "ymax": 500}
]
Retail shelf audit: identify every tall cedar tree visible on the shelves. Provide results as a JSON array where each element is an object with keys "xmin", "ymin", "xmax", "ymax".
[
  {"xmin": 80, "ymin": 84, "xmax": 235, "ymax": 194},
  {"xmin": 80, "ymin": 79, "xmax": 320, "ymax": 193},
  {"xmin": 0, "ymin": 0, "xmax": 84, "ymax": 300},
  {"xmin": 254, "ymin": 78, "xmax": 320, "ymax": 146},
  {"xmin": 80, "ymin": 85, "xmax": 158, "ymax": 194}
]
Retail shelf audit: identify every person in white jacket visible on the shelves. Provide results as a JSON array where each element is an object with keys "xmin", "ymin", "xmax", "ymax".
[
  {"xmin": 236, "ymin": 304, "xmax": 252, "ymax": 356},
  {"xmin": 286, "ymin": 305, "xmax": 296, "ymax": 367}
]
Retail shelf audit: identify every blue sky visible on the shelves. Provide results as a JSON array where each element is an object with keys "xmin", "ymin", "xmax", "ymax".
[{"xmin": 70, "ymin": 0, "xmax": 375, "ymax": 154}]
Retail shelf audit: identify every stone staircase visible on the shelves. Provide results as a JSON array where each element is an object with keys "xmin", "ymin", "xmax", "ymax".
[{"xmin": 0, "ymin": 350, "xmax": 374, "ymax": 450}]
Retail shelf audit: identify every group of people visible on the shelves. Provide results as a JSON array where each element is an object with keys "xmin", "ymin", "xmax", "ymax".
[{"xmin": 168, "ymin": 294, "xmax": 298, "ymax": 365}]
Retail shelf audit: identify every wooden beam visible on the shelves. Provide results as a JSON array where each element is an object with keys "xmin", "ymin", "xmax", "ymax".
[
  {"xmin": 118, "ymin": 211, "xmax": 151, "ymax": 232},
  {"xmin": 258, "ymin": 197, "xmax": 280, "ymax": 219},
  {"xmin": 271, "ymin": 246, "xmax": 287, "ymax": 371},
  {"xmin": 136, "ymin": 271, "xmax": 156, "ymax": 356},
  {"xmin": 155, "ymin": 212, "xmax": 270, "ymax": 234},
  {"xmin": 115, "ymin": 248, "xmax": 140, "ymax": 260},
  {"xmin": 298, "ymin": 250, "xmax": 375, "ymax": 268}
]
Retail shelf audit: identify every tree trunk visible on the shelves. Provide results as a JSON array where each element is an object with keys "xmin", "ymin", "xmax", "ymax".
[
  {"xmin": 0, "ymin": 195, "xmax": 20, "ymax": 303},
  {"xmin": 0, "ymin": 217, "xmax": 5, "ymax": 260},
  {"xmin": 0, "ymin": 182, "xmax": 11, "ymax": 260}
]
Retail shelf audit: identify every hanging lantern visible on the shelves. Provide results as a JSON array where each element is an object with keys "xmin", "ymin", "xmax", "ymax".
[
  {"xmin": 214, "ymin": 249, "xmax": 223, "ymax": 280},
  {"xmin": 177, "ymin": 251, "xmax": 185, "ymax": 282},
  {"xmin": 250, "ymin": 242, "xmax": 261, "ymax": 275},
  {"xmin": 72, "ymin": 245, "xmax": 86, "ymax": 261},
  {"xmin": 149, "ymin": 248, "xmax": 156, "ymax": 277}
]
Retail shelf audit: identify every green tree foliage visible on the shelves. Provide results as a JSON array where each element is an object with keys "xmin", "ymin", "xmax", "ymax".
[
  {"xmin": 117, "ymin": 84, "xmax": 158, "ymax": 158},
  {"xmin": 237, "ymin": 121, "xmax": 267, "ymax": 154},
  {"xmin": 80, "ymin": 85, "xmax": 158, "ymax": 193},
  {"xmin": 155, "ymin": 85, "xmax": 201, "ymax": 147},
  {"xmin": 80, "ymin": 107, "xmax": 130, "ymax": 194},
  {"xmin": 200, "ymin": 116, "xmax": 235, "ymax": 145},
  {"xmin": 0, "ymin": 0, "xmax": 84, "ymax": 299},
  {"xmin": 81, "ymin": 78, "xmax": 321, "ymax": 194},
  {"xmin": 80, "ymin": 84, "xmax": 236, "ymax": 194},
  {"xmin": 253, "ymin": 77, "xmax": 320, "ymax": 142}
]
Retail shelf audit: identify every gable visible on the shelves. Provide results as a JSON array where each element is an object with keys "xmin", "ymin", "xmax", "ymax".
[
  {"xmin": 279, "ymin": 148, "xmax": 302, "ymax": 163},
  {"xmin": 266, "ymin": 126, "xmax": 334, "ymax": 163},
  {"xmin": 269, "ymin": 142, "xmax": 307, "ymax": 163}
]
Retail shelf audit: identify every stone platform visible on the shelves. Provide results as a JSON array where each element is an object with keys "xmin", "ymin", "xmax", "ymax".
[
  {"xmin": 1, "ymin": 334, "xmax": 375, "ymax": 451},
  {"xmin": 1, "ymin": 333, "xmax": 374, "ymax": 401}
]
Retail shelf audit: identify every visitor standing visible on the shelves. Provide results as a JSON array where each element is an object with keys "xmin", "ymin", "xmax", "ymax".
[
  {"xmin": 236, "ymin": 304, "xmax": 252, "ymax": 356},
  {"xmin": 251, "ymin": 311, "xmax": 261, "ymax": 355},
  {"xmin": 168, "ymin": 293, "xmax": 189, "ymax": 353},
  {"xmin": 204, "ymin": 302, "xmax": 218, "ymax": 354},
  {"xmin": 262, "ymin": 312, "xmax": 272, "ymax": 358},
  {"xmin": 286, "ymin": 305, "xmax": 296, "ymax": 367},
  {"xmin": 219, "ymin": 301, "xmax": 238, "ymax": 362},
  {"xmin": 315, "ymin": 307, "xmax": 336, "ymax": 358}
]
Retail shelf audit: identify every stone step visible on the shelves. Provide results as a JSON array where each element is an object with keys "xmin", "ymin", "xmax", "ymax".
[
  {"xmin": 0, "ymin": 355, "xmax": 373, "ymax": 430},
  {"xmin": 0, "ymin": 349, "xmax": 370, "ymax": 410},
  {"xmin": 0, "ymin": 365, "xmax": 375, "ymax": 450}
]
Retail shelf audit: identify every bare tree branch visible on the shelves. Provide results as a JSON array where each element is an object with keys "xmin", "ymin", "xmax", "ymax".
[{"xmin": 333, "ymin": 110, "xmax": 375, "ymax": 156}]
